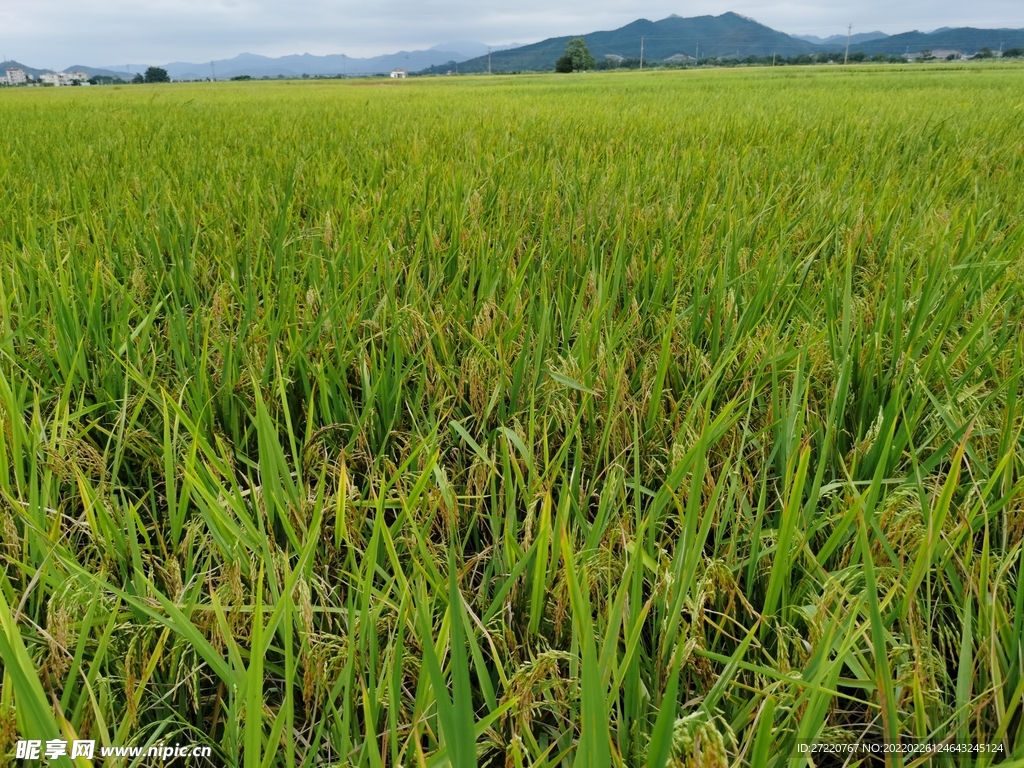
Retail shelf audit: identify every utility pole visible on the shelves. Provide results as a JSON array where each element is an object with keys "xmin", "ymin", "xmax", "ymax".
[
  {"xmin": 342, "ymin": 54, "xmax": 346, "ymax": 78},
  {"xmin": 844, "ymin": 23, "xmax": 852, "ymax": 65},
  {"xmin": 696, "ymin": 43, "xmax": 699, "ymax": 62},
  {"xmin": 211, "ymin": 61, "xmax": 215, "ymax": 81},
  {"xmin": 772, "ymin": 52, "xmax": 776, "ymax": 67},
  {"xmin": 488, "ymin": 46, "xmax": 491, "ymax": 74},
  {"xmin": 640, "ymin": 37, "xmax": 644, "ymax": 70}
]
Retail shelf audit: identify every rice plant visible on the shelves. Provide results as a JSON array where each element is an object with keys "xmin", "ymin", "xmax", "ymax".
[{"xmin": 0, "ymin": 64, "xmax": 1022, "ymax": 767}]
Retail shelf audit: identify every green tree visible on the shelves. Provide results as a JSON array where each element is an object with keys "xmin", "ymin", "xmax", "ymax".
[
  {"xmin": 555, "ymin": 37, "xmax": 595, "ymax": 72},
  {"xmin": 132, "ymin": 73, "xmax": 144, "ymax": 84},
  {"xmin": 144, "ymin": 66, "xmax": 170, "ymax": 83},
  {"xmin": 1003, "ymin": 47, "xmax": 1024, "ymax": 58},
  {"xmin": 973, "ymin": 47, "xmax": 994, "ymax": 59}
]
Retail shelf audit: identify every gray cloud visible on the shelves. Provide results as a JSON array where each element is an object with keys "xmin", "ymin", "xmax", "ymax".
[{"xmin": 4, "ymin": 0, "xmax": 1024, "ymax": 70}]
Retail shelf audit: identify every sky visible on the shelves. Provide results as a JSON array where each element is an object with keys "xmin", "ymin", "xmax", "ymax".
[{"xmin": 4, "ymin": 0, "xmax": 1024, "ymax": 70}]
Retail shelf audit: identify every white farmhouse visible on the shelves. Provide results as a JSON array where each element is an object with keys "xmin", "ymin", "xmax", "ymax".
[
  {"xmin": 4, "ymin": 68, "xmax": 28, "ymax": 86},
  {"xmin": 39, "ymin": 71, "xmax": 88, "ymax": 86},
  {"xmin": 390, "ymin": 68, "xmax": 407, "ymax": 79}
]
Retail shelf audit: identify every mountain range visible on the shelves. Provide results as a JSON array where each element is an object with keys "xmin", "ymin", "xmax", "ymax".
[
  {"xmin": 148, "ymin": 43, "xmax": 523, "ymax": 80},
  {"xmin": 2, "ymin": 43, "xmax": 520, "ymax": 82},
  {"xmin": 5, "ymin": 14, "xmax": 1024, "ymax": 81},
  {"xmin": 427, "ymin": 13, "xmax": 1024, "ymax": 74},
  {"xmin": 795, "ymin": 31, "xmax": 890, "ymax": 46},
  {"xmin": 837, "ymin": 28, "xmax": 1024, "ymax": 56},
  {"xmin": 424, "ymin": 13, "xmax": 817, "ymax": 74}
]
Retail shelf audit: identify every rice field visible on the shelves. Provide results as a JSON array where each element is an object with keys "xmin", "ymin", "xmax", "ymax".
[{"xmin": 1, "ymin": 64, "xmax": 1023, "ymax": 767}]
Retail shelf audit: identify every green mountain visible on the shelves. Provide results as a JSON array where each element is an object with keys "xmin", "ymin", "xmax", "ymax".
[
  {"xmin": 1, "ymin": 60, "xmax": 129, "ymax": 80},
  {"xmin": 420, "ymin": 14, "xmax": 1024, "ymax": 74},
  {"xmin": 851, "ymin": 28, "xmax": 1024, "ymax": 56},
  {"xmin": 1, "ymin": 60, "xmax": 52, "ymax": 78},
  {"xmin": 421, "ymin": 12, "xmax": 819, "ymax": 74},
  {"xmin": 63, "ymin": 65, "xmax": 133, "ymax": 80},
  {"xmin": 796, "ymin": 31, "xmax": 889, "ymax": 46}
]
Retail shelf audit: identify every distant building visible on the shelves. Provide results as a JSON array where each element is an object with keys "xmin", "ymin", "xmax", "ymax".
[
  {"xmin": 390, "ymin": 68, "xmax": 407, "ymax": 79},
  {"xmin": 904, "ymin": 49, "xmax": 966, "ymax": 62},
  {"xmin": 39, "ymin": 71, "xmax": 88, "ymax": 86},
  {"xmin": 664, "ymin": 53, "xmax": 695, "ymax": 63},
  {"xmin": 4, "ymin": 68, "xmax": 27, "ymax": 85}
]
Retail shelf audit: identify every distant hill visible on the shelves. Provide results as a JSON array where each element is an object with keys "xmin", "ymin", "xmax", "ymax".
[
  {"xmin": 848, "ymin": 28, "xmax": 1024, "ymax": 55},
  {"xmin": 422, "ymin": 14, "xmax": 1024, "ymax": 74},
  {"xmin": 64, "ymin": 65, "xmax": 132, "ymax": 79},
  {"xmin": 2, "ymin": 60, "xmax": 134, "ymax": 80},
  {"xmin": 11, "ymin": 46, "xmax": 511, "ymax": 83},
  {"xmin": 1, "ymin": 60, "xmax": 51, "ymax": 78},
  {"xmin": 429, "ymin": 42, "xmax": 523, "ymax": 58},
  {"xmin": 150, "ymin": 46, "xmax": 502, "ymax": 81},
  {"xmin": 795, "ymin": 31, "xmax": 889, "ymax": 46},
  {"xmin": 422, "ymin": 13, "xmax": 821, "ymax": 74}
]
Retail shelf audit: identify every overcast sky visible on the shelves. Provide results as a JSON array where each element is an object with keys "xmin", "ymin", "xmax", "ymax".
[{"xmin": 4, "ymin": 0, "xmax": 1024, "ymax": 70}]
